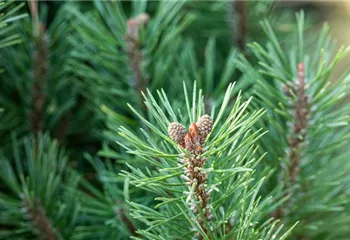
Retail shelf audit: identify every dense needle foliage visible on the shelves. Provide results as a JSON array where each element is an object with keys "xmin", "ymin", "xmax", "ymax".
[{"xmin": 0, "ymin": 1, "xmax": 349, "ymax": 239}]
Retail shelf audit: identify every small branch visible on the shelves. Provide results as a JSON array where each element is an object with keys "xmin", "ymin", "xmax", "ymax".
[
  {"xmin": 29, "ymin": 1, "xmax": 48, "ymax": 135},
  {"xmin": 168, "ymin": 115, "xmax": 213, "ymax": 238},
  {"xmin": 288, "ymin": 63, "xmax": 309, "ymax": 185},
  {"xmin": 125, "ymin": 13, "xmax": 149, "ymax": 107},
  {"xmin": 272, "ymin": 63, "xmax": 310, "ymax": 220},
  {"xmin": 24, "ymin": 198, "xmax": 60, "ymax": 240}
]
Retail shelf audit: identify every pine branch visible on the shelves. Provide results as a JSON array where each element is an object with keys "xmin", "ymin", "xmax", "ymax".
[
  {"xmin": 288, "ymin": 63, "xmax": 309, "ymax": 185},
  {"xmin": 29, "ymin": 1, "xmax": 48, "ymax": 134},
  {"xmin": 272, "ymin": 63, "xmax": 310, "ymax": 220},
  {"xmin": 168, "ymin": 115, "xmax": 213, "ymax": 238},
  {"xmin": 24, "ymin": 198, "xmax": 60, "ymax": 240},
  {"xmin": 0, "ymin": 134, "xmax": 83, "ymax": 239},
  {"xmin": 126, "ymin": 13, "xmax": 149, "ymax": 107},
  {"xmin": 116, "ymin": 82, "xmax": 296, "ymax": 239},
  {"xmin": 243, "ymin": 13, "xmax": 350, "ymax": 238}
]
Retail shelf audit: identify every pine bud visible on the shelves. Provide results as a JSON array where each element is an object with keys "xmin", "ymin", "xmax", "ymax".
[
  {"xmin": 184, "ymin": 133, "xmax": 196, "ymax": 153},
  {"xmin": 127, "ymin": 13, "xmax": 150, "ymax": 41},
  {"xmin": 197, "ymin": 114, "xmax": 213, "ymax": 144},
  {"xmin": 168, "ymin": 122, "xmax": 186, "ymax": 146}
]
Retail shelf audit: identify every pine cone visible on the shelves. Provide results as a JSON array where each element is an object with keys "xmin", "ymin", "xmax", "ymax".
[
  {"xmin": 197, "ymin": 114, "xmax": 213, "ymax": 144},
  {"xmin": 168, "ymin": 122, "xmax": 186, "ymax": 146}
]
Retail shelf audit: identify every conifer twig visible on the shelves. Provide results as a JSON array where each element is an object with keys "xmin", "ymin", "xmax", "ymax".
[
  {"xmin": 288, "ymin": 63, "xmax": 309, "ymax": 184},
  {"xmin": 168, "ymin": 115, "xmax": 213, "ymax": 238},
  {"xmin": 126, "ymin": 13, "xmax": 149, "ymax": 107},
  {"xmin": 24, "ymin": 198, "xmax": 59, "ymax": 240},
  {"xmin": 272, "ymin": 63, "xmax": 309, "ymax": 220},
  {"xmin": 29, "ymin": 1, "xmax": 48, "ymax": 134},
  {"xmin": 119, "ymin": 83, "xmax": 294, "ymax": 239}
]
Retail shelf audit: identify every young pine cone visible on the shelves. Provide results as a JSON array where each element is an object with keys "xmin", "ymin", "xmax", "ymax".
[
  {"xmin": 168, "ymin": 122, "xmax": 186, "ymax": 146},
  {"xmin": 197, "ymin": 114, "xmax": 213, "ymax": 144}
]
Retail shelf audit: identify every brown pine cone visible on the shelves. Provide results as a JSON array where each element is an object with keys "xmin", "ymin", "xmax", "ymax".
[
  {"xmin": 197, "ymin": 114, "xmax": 213, "ymax": 144},
  {"xmin": 168, "ymin": 122, "xmax": 186, "ymax": 146}
]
